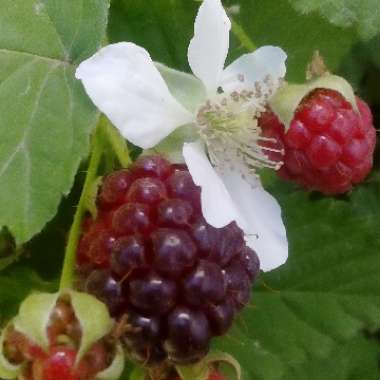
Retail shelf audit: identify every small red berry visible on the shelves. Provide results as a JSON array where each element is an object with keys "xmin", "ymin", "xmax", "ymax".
[
  {"xmin": 132, "ymin": 155, "xmax": 173, "ymax": 179},
  {"xmin": 98, "ymin": 169, "xmax": 133, "ymax": 208},
  {"xmin": 87, "ymin": 231, "xmax": 116, "ymax": 267},
  {"xmin": 33, "ymin": 346, "xmax": 78, "ymax": 380},
  {"xmin": 112, "ymin": 203, "xmax": 152, "ymax": 235},
  {"xmin": 4, "ymin": 327, "xmax": 45, "ymax": 363},
  {"xmin": 261, "ymin": 89, "xmax": 376, "ymax": 194},
  {"xmin": 209, "ymin": 372, "xmax": 228, "ymax": 380},
  {"xmin": 127, "ymin": 177, "xmax": 167, "ymax": 205}
]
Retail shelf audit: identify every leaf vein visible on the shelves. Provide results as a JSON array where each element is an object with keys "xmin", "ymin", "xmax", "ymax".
[
  {"xmin": 41, "ymin": 1, "xmax": 70, "ymax": 61},
  {"xmin": 0, "ymin": 48, "xmax": 71, "ymax": 66},
  {"xmin": 67, "ymin": 0, "xmax": 84, "ymax": 56},
  {"xmin": 22, "ymin": 63, "xmax": 61, "ymax": 234}
]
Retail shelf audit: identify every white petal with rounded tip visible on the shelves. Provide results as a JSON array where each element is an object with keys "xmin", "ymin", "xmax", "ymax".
[
  {"xmin": 76, "ymin": 42, "xmax": 193, "ymax": 149},
  {"xmin": 222, "ymin": 46, "xmax": 287, "ymax": 94},
  {"xmin": 221, "ymin": 169, "xmax": 288, "ymax": 271},
  {"xmin": 187, "ymin": 0, "xmax": 231, "ymax": 95},
  {"xmin": 182, "ymin": 141, "xmax": 243, "ymax": 229}
]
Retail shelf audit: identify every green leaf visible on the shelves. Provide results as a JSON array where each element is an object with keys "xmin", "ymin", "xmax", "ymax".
[
  {"xmin": 109, "ymin": 0, "xmax": 359, "ymax": 83},
  {"xmin": 108, "ymin": 0, "xmax": 199, "ymax": 72},
  {"xmin": 0, "ymin": 266, "xmax": 55, "ymax": 324},
  {"xmin": 282, "ymin": 334, "xmax": 380, "ymax": 380},
  {"xmin": 289, "ymin": 0, "xmax": 380, "ymax": 41},
  {"xmin": 223, "ymin": 0, "xmax": 358, "ymax": 82},
  {"xmin": 0, "ymin": 229, "xmax": 22, "ymax": 272},
  {"xmin": 0, "ymin": 0, "xmax": 110, "ymax": 244},
  {"xmin": 215, "ymin": 173, "xmax": 380, "ymax": 380}
]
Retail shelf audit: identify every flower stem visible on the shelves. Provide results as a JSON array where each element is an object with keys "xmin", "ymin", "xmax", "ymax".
[
  {"xmin": 100, "ymin": 116, "xmax": 132, "ymax": 168},
  {"xmin": 59, "ymin": 128, "xmax": 103, "ymax": 290},
  {"xmin": 231, "ymin": 18, "xmax": 256, "ymax": 52}
]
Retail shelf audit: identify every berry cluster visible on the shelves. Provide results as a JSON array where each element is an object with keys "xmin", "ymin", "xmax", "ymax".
[
  {"xmin": 3, "ymin": 296, "xmax": 114, "ymax": 380},
  {"xmin": 77, "ymin": 156, "xmax": 260, "ymax": 365},
  {"xmin": 260, "ymin": 89, "xmax": 376, "ymax": 194}
]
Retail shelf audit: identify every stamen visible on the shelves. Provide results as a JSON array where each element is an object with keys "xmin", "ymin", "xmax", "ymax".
[{"xmin": 196, "ymin": 75, "xmax": 284, "ymax": 183}]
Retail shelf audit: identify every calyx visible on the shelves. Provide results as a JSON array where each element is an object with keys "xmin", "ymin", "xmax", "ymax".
[
  {"xmin": 0, "ymin": 290, "xmax": 125, "ymax": 380},
  {"xmin": 269, "ymin": 73, "xmax": 358, "ymax": 131}
]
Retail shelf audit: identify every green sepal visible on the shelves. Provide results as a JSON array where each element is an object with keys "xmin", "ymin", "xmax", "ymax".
[
  {"xmin": 10, "ymin": 290, "xmax": 114, "ymax": 365},
  {"xmin": 96, "ymin": 343, "xmax": 125, "ymax": 380},
  {"xmin": 0, "ymin": 323, "xmax": 23, "ymax": 379},
  {"xmin": 155, "ymin": 62, "xmax": 206, "ymax": 113},
  {"xmin": 146, "ymin": 63, "xmax": 205, "ymax": 163},
  {"xmin": 176, "ymin": 351, "xmax": 241, "ymax": 380},
  {"xmin": 270, "ymin": 74, "xmax": 358, "ymax": 131},
  {"xmin": 69, "ymin": 290, "xmax": 113, "ymax": 362},
  {"xmin": 144, "ymin": 125, "xmax": 198, "ymax": 164},
  {"xmin": 206, "ymin": 351, "xmax": 241, "ymax": 380},
  {"xmin": 13, "ymin": 292, "xmax": 59, "ymax": 350},
  {"xmin": 176, "ymin": 360, "xmax": 211, "ymax": 380},
  {"xmin": 84, "ymin": 176, "xmax": 103, "ymax": 219},
  {"xmin": 99, "ymin": 116, "xmax": 132, "ymax": 169}
]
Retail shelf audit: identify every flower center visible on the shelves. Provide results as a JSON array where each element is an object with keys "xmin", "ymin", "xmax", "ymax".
[{"xmin": 196, "ymin": 79, "xmax": 284, "ymax": 182}]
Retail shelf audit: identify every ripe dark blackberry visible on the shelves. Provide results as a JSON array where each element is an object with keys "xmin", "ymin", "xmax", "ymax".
[
  {"xmin": 77, "ymin": 155, "xmax": 260, "ymax": 365},
  {"xmin": 260, "ymin": 89, "xmax": 376, "ymax": 194}
]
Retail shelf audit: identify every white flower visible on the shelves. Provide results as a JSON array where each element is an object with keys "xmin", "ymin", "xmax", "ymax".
[{"xmin": 75, "ymin": 0, "xmax": 288, "ymax": 271}]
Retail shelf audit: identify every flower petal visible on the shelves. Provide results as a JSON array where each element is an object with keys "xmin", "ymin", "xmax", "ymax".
[
  {"xmin": 76, "ymin": 42, "xmax": 193, "ymax": 149},
  {"xmin": 187, "ymin": 0, "xmax": 231, "ymax": 95},
  {"xmin": 220, "ymin": 169, "xmax": 288, "ymax": 271},
  {"xmin": 182, "ymin": 141, "xmax": 242, "ymax": 228},
  {"xmin": 222, "ymin": 46, "xmax": 287, "ymax": 94}
]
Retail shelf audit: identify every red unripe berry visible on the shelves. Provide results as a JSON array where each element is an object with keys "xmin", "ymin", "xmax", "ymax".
[
  {"xmin": 209, "ymin": 372, "xmax": 228, "ymax": 380},
  {"xmin": 132, "ymin": 155, "xmax": 173, "ymax": 179},
  {"xmin": 127, "ymin": 177, "xmax": 167, "ymax": 205},
  {"xmin": 33, "ymin": 346, "xmax": 78, "ymax": 380},
  {"xmin": 261, "ymin": 89, "xmax": 376, "ymax": 194},
  {"xmin": 4, "ymin": 328, "xmax": 45, "ymax": 363},
  {"xmin": 98, "ymin": 169, "xmax": 133, "ymax": 208},
  {"xmin": 112, "ymin": 203, "xmax": 152, "ymax": 235}
]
